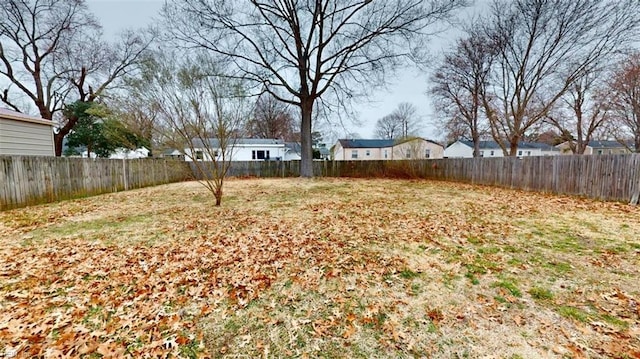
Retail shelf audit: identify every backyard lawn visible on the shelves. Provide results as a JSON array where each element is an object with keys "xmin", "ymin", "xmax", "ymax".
[{"xmin": 0, "ymin": 178, "xmax": 639, "ymax": 358}]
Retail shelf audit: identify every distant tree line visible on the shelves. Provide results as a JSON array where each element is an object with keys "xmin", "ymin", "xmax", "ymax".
[{"xmin": 429, "ymin": 0, "xmax": 640, "ymax": 156}]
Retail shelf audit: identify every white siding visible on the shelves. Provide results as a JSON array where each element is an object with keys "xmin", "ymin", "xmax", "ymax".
[
  {"xmin": 393, "ymin": 139, "xmax": 444, "ymax": 159},
  {"xmin": 0, "ymin": 117, "xmax": 54, "ymax": 156},
  {"xmin": 332, "ymin": 142, "xmax": 345, "ymax": 161},
  {"xmin": 480, "ymin": 148, "xmax": 505, "ymax": 158},
  {"xmin": 185, "ymin": 144, "xmax": 286, "ymax": 162},
  {"xmin": 444, "ymin": 141, "xmax": 474, "ymax": 158}
]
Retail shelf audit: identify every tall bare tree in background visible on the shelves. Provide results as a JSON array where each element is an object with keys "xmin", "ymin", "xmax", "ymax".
[
  {"xmin": 127, "ymin": 52, "xmax": 249, "ymax": 206},
  {"xmin": 375, "ymin": 114, "xmax": 402, "ymax": 140},
  {"xmin": 544, "ymin": 68, "xmax": 611, "ymax": 154},
  {"xmin": 374, "ymin": 102, "xmax": 420, "ymax": 140},
  {"xmin": 607, "ymin": 53, "xmax": 640, "ymax": 152},
  {"xmin": 245, "ymin": 93, "xmax": 298, "ymax": 141},
  {"xmin": 0, "ymin": 0, "xmax": 151, "ymax": 156},
  {"xmin": 481, "ymin": 0, "xmax": 640, "ymax": 156},
  {"xmin": 163, "ymin": 0, "xmax": 467, "ymax": 177},
  {"xmin": 430, "ymin": 27, "xmax": 495, "ymax": 156}
]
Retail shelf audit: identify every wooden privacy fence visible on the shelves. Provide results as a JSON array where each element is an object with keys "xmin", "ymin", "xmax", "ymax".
[
  {"xmin": 3, "ymin": 155, "xmax": 640, "ymax": 209},
  {"xmin": 199, "ymin": 155, "xmax": 640, "ymax": 204},
  {"xmin": 328, "ymin": 154, "xmax": 640, "ymax": 204},
  {"xmin": 0, "ymin": 156, "xmax": 192, "ymax": 210}
]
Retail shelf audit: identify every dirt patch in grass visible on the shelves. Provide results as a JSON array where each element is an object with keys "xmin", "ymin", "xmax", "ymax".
[{"xmin": 1, "ymin": 178, "xmax": 639, "ymax": 358}]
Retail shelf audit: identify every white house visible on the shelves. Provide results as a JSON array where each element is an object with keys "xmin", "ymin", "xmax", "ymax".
[
  {"xmin": 332, "ymin": 137, "xmax": 444, "ymax": 161},
  {"xmin": 0, "ymin": 108, "xmax": 54, "ymax": 156},
  {"xmin": 185, "ymin": 138, "xmax": 287, "ymax": 162},
  {"xmin": 444, "ymin": 140, "xmax": 560, "ymax": 158},
  {"xmin": 284, "ymin": 142, "xmax": 302, "ymax": 161},
  {"xmin": 109, "ymin": 147, "xmax": 151, "ymax": 159}
]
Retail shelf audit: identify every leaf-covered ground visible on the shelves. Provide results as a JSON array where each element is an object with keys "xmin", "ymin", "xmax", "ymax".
[{"xmin": 0, "ymin": 178, "xmax": 639, "ymax": 358}]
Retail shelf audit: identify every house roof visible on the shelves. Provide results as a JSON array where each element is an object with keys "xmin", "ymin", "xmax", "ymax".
[
  {"xmin": 319, "ymin": 146, "xmax": 330, "ymax": 156},
  {"xmin": 163, "ymin": 149, "xmax": 183, "ymax": 156},
  {"xmin": 458, "ymin": 140, "xmax": 559, "ymax": 151},
  {"xmin": 285, "ymin": 142, "xmax": 301, "ymax": 153},
  {"xmin": 0, "ymin": 107, "xmax": 53, "ymax": 126},
  {"xmin": 338, "ymin": 139, "xmax": 395, "ymax": 148},
  {"xmin": 192, "ymin": 138, "xmax": 284, "ymax": 148},
  {"xmin": 338, "ymin": 138, "xmax": 443, "ymax": 149},
  {"xmin": 587, "ymin": 140, "xmax": 633, "ymax": 149}
]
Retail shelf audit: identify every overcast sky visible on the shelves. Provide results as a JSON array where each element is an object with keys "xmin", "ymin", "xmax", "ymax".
[{"xmin": 86, "ymin": 0, "xmax": 488, "ymax": 143}]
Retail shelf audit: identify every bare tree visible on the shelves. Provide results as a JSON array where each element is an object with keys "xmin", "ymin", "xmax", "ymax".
[
  {"xmin": 374, "ymin": 102, "xmax": 420, "ymax": 139},
  {"xmin": 0, "ymin": 0, "xmax": 151, "ymax": 156},
  {"xmin": 138, "ymin": 53, "xmax": 249, "ymax": 206},
  {"xmin": 163, "ymin": 0, "xmax": 467, "ymax": 177},
  {"xmin": 107, "ymin": 94, "xmax": 159, "ymax": 153},
  {"xmin": 430, "ymin": 27, "xmax": 495, "ymax": 157},
  {"xmin": 375, "ymin": 114, "xmax": 402, "ymax": 140},
  {"xmin": 607, "ymin": 53, "xmax": 640, "ymax": 152},
  {"xmin": 481, "ymin": 0, "xmax": 640, "ymax": 156},
  {"xmin": 544, "ymin": 69, "xmax": 610, "ymax": 154},
  {"xmin": 246, "ymin": 93, "xmax": 298, "ymax": 141},
  {"xmin": 393, "ymin": 102, "xmax": 420, "ymax": 138}
]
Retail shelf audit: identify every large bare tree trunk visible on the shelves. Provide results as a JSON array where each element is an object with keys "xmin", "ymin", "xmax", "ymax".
[
  {"xmin": 509, "ymin": 140, "xmax": 519, "ymax": 156},
  {"xmin": 300, "ymin": 100, "xmax": 314, "ymax": 178},
  {"xmin": 473, "ymin": 134, "xmax": 480, "ymax": 157}
]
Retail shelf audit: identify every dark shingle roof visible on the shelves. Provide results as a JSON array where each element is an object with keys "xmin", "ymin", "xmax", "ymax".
[
  {"xmin": 459, "ymin": 140, "xmax": 558, "ymax": 151},
  {"xmin": 285, "ymin": 142, "xmax": 301, "ymax": 154},
  {"xmin": 338, "ymin": 139, "xmax": 395, "ymax": 148},
  {"xmin": 587, "ymin": 140, "xmax": 633, "ymax": 149},
  {"xmin": 459, "ymin": 140, "xmax": 502, "ymax": 149}
]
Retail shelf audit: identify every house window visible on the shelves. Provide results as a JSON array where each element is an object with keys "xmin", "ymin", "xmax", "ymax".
[
  {"xmin": 213, "ymin": 151, "xmax": 219, "ymax": 158},
  {"xmin": 351, "ymin": 150, "xmax": 358, "ymax": 159},
  {"xmin": 365, "ymin": 150, "xmax": 371, "ymax": 157},
  {"xmin": 490, "ymin": 150, "xmax": 494, "ymax": 156},
  {"xmin": 597, "ymin": 149, "xmax": 603, "ymax": 155},
  {"xmin": 518, "ymin": 150, "xmax": 523, "ymax": 156},
  {"xmin": 425, "ymin": 149, "xmax": 431, "ymax": 158},
  {"xmin": 384, "ymin": 150, "xmax": 388, "ymax": 159},
  {"xmin": 252, "ymin": 150, "xmax": 270, "ymax": 160},
  {"xmin": 195, "ymin": 150, "xmax": 204, "ymax": 160},
  {"xmin": 406, "ymin": 150, "xmax": 411, "ymax": 159},
  {"xmin": 480, "ymin": 151, "xmax": 484, "ymax": 157},
  {"xmin": 526, "ymin": 151, "xmax": 531, "ymax": 156}
]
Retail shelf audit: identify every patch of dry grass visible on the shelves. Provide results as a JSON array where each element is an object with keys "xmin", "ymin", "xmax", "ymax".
[{"xmin": 1, "ymin": 178, "xmax": 639, "ymax": 358}]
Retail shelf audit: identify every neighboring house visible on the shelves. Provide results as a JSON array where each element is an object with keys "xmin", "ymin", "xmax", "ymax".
[
  {"xmin": 332, "ymin": 138, "xmax": 444, "ymax": 161},
  {"xmin": 185, "ymin": 138, "xmax": 287, "ymax": 161},
  {"xmin": 284, "ymin": 142, "xmax": 302, "ymax": 161},
  {"xmin": 74, "ymin": 147, "xmax": 150, "ymax": 159},
  {"xmin": 444, "ymin": 140, "xmax": 560, "ymax": 158},
  {"xmin": 556, "ymin": 140, "xmax": 635, "ymax": 155},
  {"xmin": 0, "ymin": 108, "xmax": 54, "ymax": 156},
  {"xmin": 162, "ymin": 149, "xmax": 185, "ymax": 160},
  {"xmin": 109, "ymin": 147, "xmax": 151, "ymax": 159},
  {"xmin": 317, "ymin": 145, "xmax": 331, "ymax": 160}
]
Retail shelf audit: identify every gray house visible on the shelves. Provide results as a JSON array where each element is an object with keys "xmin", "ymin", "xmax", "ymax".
[{"xmin": 0, "ymin": 108, "xmax": 54, "ymax": 156}]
